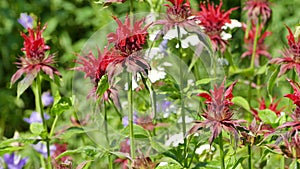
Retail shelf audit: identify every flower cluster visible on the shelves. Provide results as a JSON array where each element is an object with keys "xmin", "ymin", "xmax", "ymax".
[{"xmin": 244, "ymin": 0, "xmax": 272, "ymax": 24}]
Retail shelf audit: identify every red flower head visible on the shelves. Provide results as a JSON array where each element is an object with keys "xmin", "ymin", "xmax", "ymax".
[
  {"xmin": 251, "ymin": 97, "xmax": 284, "ymax": 121},
  {"xmin": 11, "ymin": 22, "xmax": 61, "ymax": 85},
  {"xmin": 244, "ymin": 0, "xmax": 271, "ymax": 24},
  {"xmin": 279, "ymin": 132, "xmax": 300, "ymax": 159},
  {"xmin": 189, "ymin": 79, "xmax": 246, "ymax": 144},
  {"xmin": 285, "ymin": 78, "xmax": 300, "ymax": 107},
  {"xmin": 241, "ymin": 23, "xmax": 272, "ymax": 66},
  {"xmin": 271, "ymin": 26, "xmax": 300, "ymax": 78},
  {"xmin": 196, "ymin": 1, "xmax": 238, "ymax": 53},
  {"xmin": 73, "ymin": 49, "xmax": 120, "ymax": 106},
  {"xmin": 107, "ymin": 16, "xmax": 151, "ymax": 55},
  {"xmin": 156, "ymin": 0, "xmax": 194, "ymax": 33},
  {"xmin": 106, "ymin": 16, "xmax": 151, "ymax": 81}
]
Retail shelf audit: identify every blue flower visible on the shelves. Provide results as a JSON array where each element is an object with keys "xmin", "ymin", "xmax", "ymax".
[
  {"xmin": 17, "ymin": 13, "xmax": 33, "ymax": 29},
  {"xmin": 3, "ymin": 152, "xmax": 28, "ymax": 169},
  {"xmin": 23, "ymin": 111, "xmax": 50, "ymax": 124},
  {"xmin": 41, "ymin": 91, "xmax": 54, "ymax": 107},
  {"xmin": 32, "ymin": 142, "xmax": 56, "ymax": 158},
  {"xmin": 122, "ymin": 112, "xmax": 138, "ymax": 127}
]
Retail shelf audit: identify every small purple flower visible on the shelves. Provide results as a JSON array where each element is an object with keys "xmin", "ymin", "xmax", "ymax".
[
  {"xmin": 17, "ymin": 13, "xmax": 33, "ymax": 29},
  {"xmin": 32, "ymin": 142, "xmax": 56, "ymax": 158},
  {"xmin": 41, "ymin": 91, "xmax": 54, "ymax": 107},
  {"xmin": 3, "ymin": 152, "xmax": 28, "ymax": 169},
  {"xmin": 159, "ymin": 39, "xmax": 168, "ymax": 56},
  {"xmin": 122, "ymin": 112, "xmax": 138, "ymax": 127},
  {"xmin": 23, "ymin": 111, "xmax": 50, "ymax": 124}
]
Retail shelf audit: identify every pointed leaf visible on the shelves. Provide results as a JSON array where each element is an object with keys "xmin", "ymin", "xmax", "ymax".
[
  {"xmin": 258, "ymin": 109, "xmax": 277, "ymax": 124},
  {"xmin": 30, "ymin": 122, "xmax": 44, "ymax": 135},
  {"xmin": 17, "ymin": 73, "xmax": 37, "ymax": 98},
  {"xmin": 196, "ymin": 78, "xmax": 217, "ymax": 85},
  {"xmin": 267, "ymin": 66, "xmax": 280, "ymax": 97},
  {"xmin": 232, "ymin": 96, "xmax": 251, "ymax": 112},
  {"xmin": 96, "ymin": 75, "xmax": 109, "ymax": 98}
]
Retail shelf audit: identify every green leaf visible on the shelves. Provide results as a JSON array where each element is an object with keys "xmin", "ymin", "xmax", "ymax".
[
  {"xmin": 258, "ymin": 109, "xmax": 277, "ymax": 124},
  {"xmin": 195, "ymin": 78, "xmax": 217, "ymax": 85},
  {"xmin": 150, "ymin": 138, "xmax": 167, "ymax": 153},
  {"xmin": 96, "ymin": 75, "xmax": 109, "ymax": 98},
  {"xmin": 232, "ymin": 96, "xmax": 251, "ymax": 112},
  {"xmin": 156, "ymin": 163, "xmax": 182, "ymax": 169},
  {"xmin": 230, "ymin": 156, "xmax": 247, "ymax": 169},
  {"xmin": 121, "ymin": 124, "xmax": 149, "ymax": 139},
  {"xmin": 111, "ymin": 151, "xmax": 131, "ymax": 159},
  {"xmin": 30, "ymin": 122, "xmax": 44, "ymax": 135},
  {"xmin": 255, "ymin": 63, "xmax": 268, "ymax": 75},
  {"xmin": 267, "ymin": 66, "xmax": 280, "ymax": 97},
  {"xmin": 17, "ymin": 72, "xmax": 37, "ymax": 98},
  {"xmin": 51, "ymin": 96, "xmax": 72, "ymax": 116},
  {"xmin": 0, "ymin": 146, "xmax": 24, "ymax": 156},
  {"xmin": 58, "ymin": 127, "xmax": 86, "ymax": 139},
  {"xmin": 76, "ymin": 160, "xmax": 92, "ymax": 169}
]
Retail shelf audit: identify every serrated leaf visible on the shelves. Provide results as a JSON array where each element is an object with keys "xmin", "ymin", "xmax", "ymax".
[
  {"xmin": 232, "ymin": 96, "xmax": 251, "ymax": 112},
  {"xmin": 258, "ymin": 109, "xmax": 277, "ymax": 124},
  {"xmin": 17, "ymin": 73, "xmax": 37, "ymax": 98},
  {"xmin": 267, "ymin": 66, "xmax": 280, "ymax": 97},
  {"xmin": 30, "ymin": 122, "xmax": 44, "ymax": 135},
  {"xmin": 96, "ymin": 75, "xmax": 109, "ymax": 98},
  {"xmin": 196, "ymin": 78, "xmax": 217, "ymax": 85}
]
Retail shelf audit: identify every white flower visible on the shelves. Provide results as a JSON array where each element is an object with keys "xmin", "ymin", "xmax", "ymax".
[
  {"xmin": 177, "ymin": 116, "xmax": 194, "ymax": 123},
  {"xmin": 181, "ymin": 35, "xmax": 201, "ymax": 48},
  {"xmin": 158, "ymin": 162, "xmax": 168, "ymax": 166},
  {"xmin": 165, "ymin": 133, "xmax": 184, "ymax": 147},
  {"xmin": 148, "ymin": 67, "xmax": 166, "ymax": 83},
  {"xmin": 163, "ymin": 27, "xmax": 188, "ymax": 40},
  {"xmin": 222, "ymin": 19, "xmax": 242, "ymax": 30},
  {"xmin": 220, "ymin": 31, "xmax": 232, "ymax": 40},
  {"xmin": 195, "ymin": 144, "xmax": 215, "ymax": 155},
  {"xmin": 149, "ymin": 30, "xmax": 160, "ymax": 41}
]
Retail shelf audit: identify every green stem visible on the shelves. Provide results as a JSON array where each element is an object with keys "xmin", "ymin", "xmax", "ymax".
[
  {"xmin": 49, "ymin": 115, "xmax": 58, "ymax": 138},
  {"xmin": 247, "ymin": 77, "xmax": 253, "ymax": 107},
  {"xmin": 104, "ymin": 102, "xmax": 113, "ymax": 169},
  {"xmin": 250, "ymin": 23, "xmax": 260, "ymax": 69},
  {"xmin": 177, "ymin": 26, "xmax": 187, "ymax": 167},
  {"xmin": 35, "ymin": 74, "xmax": 51, "ymax": 169},
  {"xmin": 281, "ymin": 156, "xmax": 285, "ymax": 169},
  {"xmin": 219, "ymin": 132, "xmax": 225, "ymax": 169},
  {"xmin": 128, "ymin": 74, "xmax": 135, "ymax": 159},
  {"xmin": 247, "ymin": 145, "xmax": 252, "ymax": 169}
]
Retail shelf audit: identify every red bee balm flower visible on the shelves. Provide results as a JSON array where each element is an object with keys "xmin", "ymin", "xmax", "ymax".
[
  {"xmin": 196, "ymin": 2, "xmax": 238, "ymax": 53},
  {"xmin": 106, "ymin": 16, "xmax": 151, "ymax": 81},
  {"xmin": 156, "ymin": 0, "xmax": 194, "ymax": 33},
  {"xmin": 189, "ymin": 79, "xmax": 246, "ymax": 144},
  {"xmin": 244, "ymin": 0, "xmax": 271, "ymax": 24},
  {"xmin": 73, "ymin": 49, "xmax": 120, "ymax": 106},
  {"xmin": 241, "ymin": 23, "xmax": 272, "ymax": 66},
  {"xmin": 11, "ymin": 22, "xmax": 60, "ymax": 85},
  {"xmin": 271, "ymin": 26, "xmax": 300, "ymax": 78},
  {"xmin": 107, "ymin": 16, "xmax": 151, "ymax": 55}
]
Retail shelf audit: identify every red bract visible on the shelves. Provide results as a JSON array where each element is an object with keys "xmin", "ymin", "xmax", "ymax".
[
  {"xmin": 114, "ymin": 139, "xmax": 130, "ymax": 169},
  {"xmin": 244, "ymin": 0, "xmax": 271, "ymax": 24},
  {"xmin": 241, "ymin": 23, "xmax": 272, "ymax": 66},
  {"xmin": 156, "ymin": 0, "xmax": 193, "ymax": 33},
  {"xmin": 277, "ymin": 79, "xmax": 300, "ymax": 133},
  {"xmin": 251, "ymin": 97, "xmax": 283, "ymax": 121},
  {"xmin": 285, "ymin": 78, "xmax": 300, "ymax": 107},
  {"xmin": 189, "ymin": 80, "xmax": 246, "ymax": 144},
  {"xmin": 196, "ymin": 1, "xmax": 238, "ymax": 53},
  {"xmin": 11, "ymin": 22, "xmax": 60, "ymax": 85},
  {"xmin": 279, "ymin": 132, "xmax": 300, "ymax": 159},
  {"xmin": 271, "ymin": 26, "xmax": 300, "ymax": 78}
]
